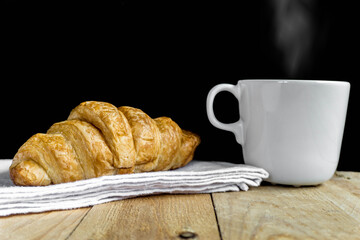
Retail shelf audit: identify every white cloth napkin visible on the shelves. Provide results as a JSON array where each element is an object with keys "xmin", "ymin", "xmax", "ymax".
[{"xmin": 0, "ymin": 159, "xmax": 269, "ymax": 216}]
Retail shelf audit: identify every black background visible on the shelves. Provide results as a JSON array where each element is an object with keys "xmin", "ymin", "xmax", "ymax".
[{"xmin": 1, "ymin": 1, "xmax": 359, "ymax": 171}]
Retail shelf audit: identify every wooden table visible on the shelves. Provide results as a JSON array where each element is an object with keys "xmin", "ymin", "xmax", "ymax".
[{"xmin": 1, "ymin": 171, "xmax": 359, "ymax": 239}]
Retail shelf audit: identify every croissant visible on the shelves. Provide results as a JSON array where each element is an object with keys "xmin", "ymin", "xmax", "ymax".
[{"xmin": 10, "ymin": 101, "xmax": 200, "ymax": 186}]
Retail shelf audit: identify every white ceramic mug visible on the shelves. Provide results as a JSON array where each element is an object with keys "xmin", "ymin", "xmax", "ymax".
[{"xmin": 207, "ymin": 80, "xmax": 350, "ymax": 186}]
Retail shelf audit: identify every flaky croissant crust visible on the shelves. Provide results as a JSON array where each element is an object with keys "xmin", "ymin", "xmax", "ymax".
[{"xmin": 10, "ymin": 101, "xmax": 200, "ymax": 186}]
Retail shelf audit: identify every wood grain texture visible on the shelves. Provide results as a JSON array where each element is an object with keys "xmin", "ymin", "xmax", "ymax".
[
  {"xmin": 67, "ymin": 194, "xmax": 220, "ymax": 240},
  {"xmin": 0, "ymin": 207, "xmax": 90, "ymax": 240},
  {"xmin": 212, "ymin": 171, "xmax": 360, "ymax": 240},
  {"xmin": 1, "ymin": 171, "xmax": 360, "ymax": 240}
]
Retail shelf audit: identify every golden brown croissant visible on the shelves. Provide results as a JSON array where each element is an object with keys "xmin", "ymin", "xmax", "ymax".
[{"xmin": 10, "ymin": 101, "xmax": 200, "ymax": 186}]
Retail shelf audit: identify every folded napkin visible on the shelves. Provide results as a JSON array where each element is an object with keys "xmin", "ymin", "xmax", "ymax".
[{"xmin": 0, "ymin": 159, "xmax": 269, "ymax": 216}]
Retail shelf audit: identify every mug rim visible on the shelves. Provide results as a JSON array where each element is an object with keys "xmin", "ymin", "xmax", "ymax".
[{"xmin": 240, "ymin": 79, "xmax": 350, "ymax": 86}]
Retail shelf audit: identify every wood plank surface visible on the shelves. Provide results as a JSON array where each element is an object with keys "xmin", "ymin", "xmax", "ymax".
[
  {"xmin": 212, "ymin": 171, "xmax": 360, "ymax": 240},
  {"xmin": 0, "ymin": 207, "xmax": 90, "ymax": 240},
  {"xmin": 67, "ymin": 194, "xmax": 220, "ymax": 240},
  {"xmin": 1, "ymin": 172, "xmax": 360, "ymax": 240}
]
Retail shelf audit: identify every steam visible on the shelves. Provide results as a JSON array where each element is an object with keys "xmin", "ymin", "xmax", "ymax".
[{"xmin": 270, "ymin": 0, "xmax": 315, "ymax": 77}]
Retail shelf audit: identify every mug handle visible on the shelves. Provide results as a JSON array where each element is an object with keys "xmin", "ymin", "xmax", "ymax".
[{"xmin": 206, "ymin": 83, "xmax": 244, "ymax": 145}]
